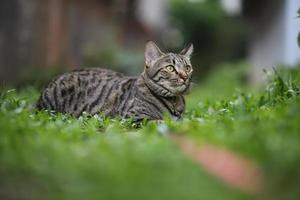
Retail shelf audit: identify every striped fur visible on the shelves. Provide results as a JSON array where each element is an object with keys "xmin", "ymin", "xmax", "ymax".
[{"xmin": 37, "ymin": 41, "xmax": 194, "ymax": 121}]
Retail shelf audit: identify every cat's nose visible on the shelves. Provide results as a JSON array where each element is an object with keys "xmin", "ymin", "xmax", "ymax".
[{"xmin": 179, "ymin": 72, "xmax": 188, "ymax": 81}]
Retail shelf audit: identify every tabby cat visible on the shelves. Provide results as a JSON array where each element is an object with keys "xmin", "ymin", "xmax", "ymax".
[{"xmin": 37, "ymin": 41, "xmax": 194, "ymax": 121}]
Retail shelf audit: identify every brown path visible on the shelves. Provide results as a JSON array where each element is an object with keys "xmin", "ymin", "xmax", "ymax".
[{"xmin": 170, "ymin": 134, "xmax": 263, "ymax": 195}]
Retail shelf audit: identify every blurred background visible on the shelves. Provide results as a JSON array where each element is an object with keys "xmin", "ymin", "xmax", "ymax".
[
  {"xmin": 0, "ymin": 0, "xmax": 299, "ymax": 87},
  {"xmin": 1, "ymin": 1, "xmax": 300, "ymax": 199}
]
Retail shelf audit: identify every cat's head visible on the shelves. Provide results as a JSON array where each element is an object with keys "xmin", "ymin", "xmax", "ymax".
[{"xmin": 143, "ymin": 41, "xmax": 193, "ymax": 97}]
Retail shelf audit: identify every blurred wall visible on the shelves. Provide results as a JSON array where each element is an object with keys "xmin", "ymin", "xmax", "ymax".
[
  {"xmin": 0, "ymin": 0, "xmax": 37, "ymax": 83},
  {"xmin": 0, "ymin": 0, "xmax": 158, "ymax": 85},
  {"xmin": 2, "ymin": 0, "xmax": 298, "ymax": 86},
  {"xmin": 243, "ymin": 0, "xmax": 300, "ymax": 83}
]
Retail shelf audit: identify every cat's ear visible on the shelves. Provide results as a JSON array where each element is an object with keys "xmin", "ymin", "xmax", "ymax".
[
  {"xmin": 145, "ymin": 41, "xmax": 164, "ymax": 67},
  {"xmin": 180, "ymin": 43, "xmax": 193, "ymax": 58}
]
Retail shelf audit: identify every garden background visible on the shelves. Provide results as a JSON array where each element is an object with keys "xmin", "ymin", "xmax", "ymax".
[{"xmin": 1, "ymin": 0, "xmax": 300, "ymax": 199}]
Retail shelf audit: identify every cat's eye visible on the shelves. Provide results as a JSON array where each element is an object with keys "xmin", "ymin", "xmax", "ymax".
[
  {"xmin": 185, "ymin": 65, "xmax": 191, "ymax": 72},
  {"xmin": 166, "ymin": 65, "xmax": 175, "ymax": 72}
]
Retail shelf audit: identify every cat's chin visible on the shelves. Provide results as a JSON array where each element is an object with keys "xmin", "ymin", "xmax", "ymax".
[
  {"xmin": 170, "ymin": 85, "xmax": 188, "ymax": 95},
  {"xmin": 175, "ymin": 84, "xmax": 191, "ymax": 95}
]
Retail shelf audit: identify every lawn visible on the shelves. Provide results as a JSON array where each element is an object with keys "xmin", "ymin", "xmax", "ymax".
[{"xmin": 1, "ymin": 64, "xmax": 300, "ymax": 200}]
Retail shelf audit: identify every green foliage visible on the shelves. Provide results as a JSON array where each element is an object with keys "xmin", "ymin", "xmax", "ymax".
[
  {"xmin": 0, "ymin": 89, "xmax": 249, "ymax": 199},
  {"xmin": 1, "ymin": 64, "xmax": 300, "ymax": 199},
  {"xmin": 169, "ymin": 0, "xmax": 246, "ymax": 76},
  {"xmin": 185, "ymin": 66, "xmax": 300, "ymax": 200}
]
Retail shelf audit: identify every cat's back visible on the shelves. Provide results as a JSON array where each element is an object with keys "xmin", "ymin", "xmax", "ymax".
[
  {"xmin": 37, "ymin": 68, "xmax": 136, "ymax": 117},
  {"xmin": 70, "ymin": 68, "xmax": 123, "ymax": 81}
]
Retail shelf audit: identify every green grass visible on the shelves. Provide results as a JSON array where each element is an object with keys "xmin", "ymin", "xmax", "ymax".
[{"xmin": 1, "ymin": 64, "xmax": 300, "ymax": 200}]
